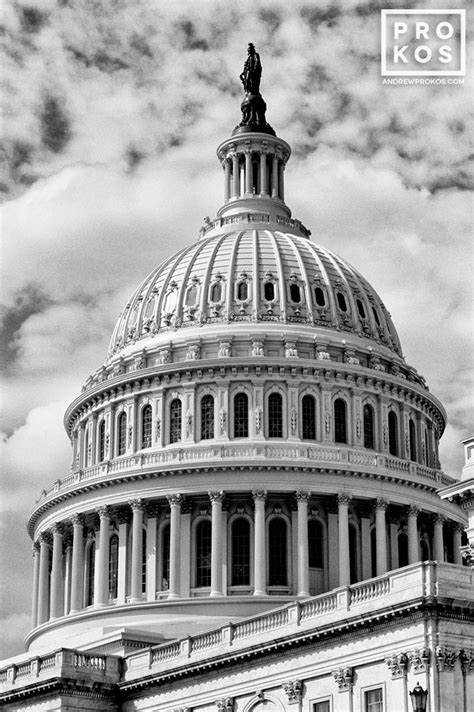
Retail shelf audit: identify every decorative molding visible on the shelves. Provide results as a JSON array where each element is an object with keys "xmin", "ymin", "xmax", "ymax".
[
  {"xmin": 295, "ymin": 491, "xmax": 311, "ymax": 504},
  {"xmin": 385, "ymin": 652, "xmax": 408, "ymax": 678},
  {"xmin": 282, "ymin": 679, "xmax": 303, "ymax": 703},
  {"xmin": 128, "ymin": 499, "xmax": 143, "ymax": 513},
  {"xmin": 435, "ymin": 646, "xmax": 457, "ymax": 671},
  {"xmin": 167, "ymin": 494, "xmax": 183, "ymax": 507},
  {"xmin": 252, "ymin": 490, "xmax": 267, "ymax": 502},
  {"xmin": 460, "ymin": 649, "xmax": 474, "ymax": 675},
  {"xmin": 408, "ymin": 648, "xmax": 430, "ymax": 672},
  {"xmin": 96, "ymin": 505, "xmax": 111, "ymax": 519},
  {"xmin": 216, "ymin": 698, "xmax": 234, "ymax": 711},
  {"xmin": 375, "ymin": 498, "xmax": 388, "ymax": 511},
  {"xmin": 337, "ymin": 493, "xmax": 352, "ymax": 506},
  {"xmin": 332, "ymin": 666, "xmax": 354, "ymax": 691},
  {"xmin": 209, "ymin": 490, "xmax": 225, "ymax": 504}
]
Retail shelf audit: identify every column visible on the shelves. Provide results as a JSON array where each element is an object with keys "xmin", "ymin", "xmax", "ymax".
[
  {"xmin": 453, "ymin": 524, "xmax": 463, "ymax": 565},
  {"xmin": 296, "ymin": 491, "xmax": 310, "ymax": 597},
  {"xmin": 407, "ymin": 506, "xmax": 419, "ymax": 564},
  {"xmin": 375, "ymin": 499, "xmax": 388, "ymax": 575},
  {"xmin": 271, "ymin": 154, "xmax": 278, "ymax": 198},
  {"xmin": 359, "ymin": 506, "xmax": 372, "ymax": 580},
  {"xmin": 327, "ymin": 500, "xmax": 339, "ymax": 590},
  {"xmin": 79, "ymin": 422, "xmax": 86, "ymax": 469},
  {"xmin": 232, "ymin": 153, "xmax": 239, "ymax": 197},
  {"xmin": 167, "ymin": 494, "xmax": 182, "ymax": 599},
  {"xmin": 31, "ymin": 543, "xmax": 40, "ymax": 628},
  {"xmin": 253, "ymin": 490, "xmax": 267, "ymax": 596},
  {"xmin": 433, "ymin": 514, "xmax": 445, "ymax": 562},
  {"xmin": 129, "ymin": 499, "xmax": 144, "ymax": 602},
  {"xmin": 279, "ymin": 160, "xmax": 285, "ymax": 201},
  {"xmin": 90, "ymin": 414, "xmax": 98, "ymax": 464},
  {"xmin": 389, "ymin": 514, "xmax": 399, "ymax": 571},
  {"xmin": 260, "ymin": 151, "xmax": 268, "ymax": 195},
  {"xmin": 95, "ymin": 506, "xmax": 111, "ymax": 606},
  {"xmin": 117, "ymin": 511, "xmax": 129, "ymax": 605},
  {"xmin": 224, "ymin": 159, "xmax": 231, "ymax": 201},
  {"xmin": 50, "ymin": 524, "xmax": 64, "ymax": 619},
  {"xmin": 244, "ymin": 148, "xmax": 252, "ymax": 194},
  {"xmin": 209, "ymin": 491, "xmax": 225, "ymax": 597},
  {"xmin": 63, "ymin": 532, "xmax": 72, "ymax": 615},
  {"xmin": 338, "ymin": 494, "xmax": 351, "ymax": 587},
  {"xmin": 70, "ymin": 514, "xmax": 85, "ymax": 613},
  {"xmin": 37, "ymin": 533, "xmax": 51, "ymax": 625},
  {"xmin": 146, "ymin": 505, "xmax": 158, "ymax": 602}
]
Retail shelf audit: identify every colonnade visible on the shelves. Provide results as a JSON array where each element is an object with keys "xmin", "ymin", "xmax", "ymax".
[
  {"xmin": 31, "ymin": 493, "xmax": 463, "ymax": 629},
  {"xmin": 222, "ymin": 146, "xmax": 286, "ymax": 203}
]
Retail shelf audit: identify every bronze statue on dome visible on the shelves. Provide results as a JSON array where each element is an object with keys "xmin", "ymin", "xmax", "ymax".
[
  {"xmin": 234, "ymin": 43, "xmax": 275, "ymax": 136},
  {"xmin": 240, "ymin": 43, "xmax": 262, "ymax": 94}
]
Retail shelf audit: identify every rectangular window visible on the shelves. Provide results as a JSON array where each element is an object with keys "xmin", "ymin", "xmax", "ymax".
[
  {"xmin": 313, "ymin": 701, "xmax": 330, "ymax": 712},
  {"xmin": 365, "ymin": 688, "xmax": 383, "ymax": 712}
]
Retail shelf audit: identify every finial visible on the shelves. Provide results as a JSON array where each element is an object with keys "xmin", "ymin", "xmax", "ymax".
[{"xmin": 233, "ymin": 44, "xmax": 275, "ymax": 136}]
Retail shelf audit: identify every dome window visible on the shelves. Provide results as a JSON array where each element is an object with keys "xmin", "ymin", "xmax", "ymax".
[
  {"xmin": 141, "ymin": 405, "xmax": 152, "ymax": 449},
  {"xmin": 372, "ymin": 307, "xmax": 381, "ymax": 326},
  {"xmin": 98, "ymin": 420, "xmax": 106, "ymax": 462},
  {"xmin": 231, "ymin": 518, "xmax": 250, "ymax": 586},
  {"xmin": 233, "ymin": 392, "xmax": 249, "ymax": 438},
  {"xmin": 269, "ymin": 518, "xmax": 288, "ymax": 586},
  {"xmin": 308, "ymin": 520, "xmax": 324, "ymax": 568},
  {"xmin": 161, "ymin": 524, "xmax": 170, "ymax": 591},
  {"xmin": 268, "ymin": 392, "xmax": 283, "ymax": 438},
  {"xmin": 336, "ymin": 292, "xmax": 348, "ymax": 312},
  {"xmin": 289, "ymin": 283, "xmax": 301, "ymax": 303},
  {"xmin": 118, "ymin": 412, "xmax": 127, "ymax": 456},
  {"xmin": 237, "ymin": 281, "xmax": 248, "ymax": 301},
  {"xmin": 264, "ymin": 282, "xmax": 275, "ymax": 301},
  {"xmin": 200, "ymin": 395, "xmax": 214, "ymax": 440},
  {"xmin": 108, "ymin": 535, "xmax": 119, "ymax": 600},
  {"xmin": 334, "ymin": 398, "xmax": 347, "ymax": 444},
  {"xmin": 196, "ymin": 520, "xmax": 212, "ymax": 588},
  {"xmin": 185, "ymin": 284, "xmax": 198, "ymax": 306},
  {"xmin": 356, "ymin": 299, "xmax": 366, "ymax": 319},
  {"xmin": 314, "ymin": 287, "xmax": 326, "ymax": 307},
  {"xmin": 169, "ymin": 399, "xmax": 182, "ymax": 444},
  {"xmin": 388, "ymin": 411, "xmax": 398, "ymax": 456},
  {"xmin": 302, "ymin": 394, "xmax": 316, "ymax": 440},
  {"xmin": 210, "ymin": 282, "xmax": 222, "ymax": 303},
  {"xmin": 363, "ymin": 404, "xmax": 374, "ymax": 449},
  {"xmin": 409, "ymin": 419, "xmax": 417, "ymax": 462}
]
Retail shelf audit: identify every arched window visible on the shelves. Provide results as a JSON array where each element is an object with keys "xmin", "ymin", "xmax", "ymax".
[
  {"xmin": 118, "ymin": 412, "xmax": 127, "ymax": 456},
  {"xmin": 108, "ymin": 534, "xmax": 119, "ymax": 599},
  {"xmin": 268, "ymin": 392, "xmax": 283, "ymax": 438},
  {"xmin": 264, "ymin": 282, "xmax": 275, "ymax": 301},
  {"xmin": 185, "ymin": 284, "xmax": 198, "ymax": 306},
  {"xmin": 420, "ymin": 538, "xmax": 429, "ymax": 561},
  {"xmin": 363, "ymin": 404, "xmax": 375, "ymax": 449},
  {"xmin": 231, "ymin": 518, "xmax": 250, "ymax": 586},
  {"xmin": 314, "ymin": 287, "xmax": 326, "ymax": 307},
  {"xmin": 237, "ymin": 281, "xmax": 248, "ymax": 301},
  {"xmin": 98, "ymin": 420, "xmax": 106, "ymax": 462},
  {"xmin": 356, "ymin": 298, "xmax": 366, "ymax": 319},
  {"xmin": 302, "ymin": 394, "xmax": 316, "ymax": 440},
  {"xmin": 398, "ymin": 532, "xmax": 408, "ymax": 567},
  {"xmin": 196, "ymin": 521, "xmax": 212, "ymax": 587},
  {"xmin": 289, "ymin": 283, "xmax": 301, "ymax": 303},
  {"xmin": 388, "ymin": 411, "xmax": 398, "ymax": 456},
  {"xmin": 210, "ymin": 282, "xmax": 222, "ymax": 303},
  {"xmin": 86, "ymin": 540, "xmax": 95, "ymax": 606},
  {"xmin": 200, "ymin": 395, "xmax": 214, "ymax": 440},
  {"xmin": 372, "ymin": 307, "xmax": 381, "ymax": 326},
  {"xmin": 349, "ymin": 523, "xmax": 358, "ymax": 583},
  {"xmin": 334, "ymin": 399, "xmax": 347, "ymax": 444},
  {"xmin": 336, "ymin": 292, "xmax": 347, "ymax": 312},
  {"xmin": 268, "ymin": 519, "xmax": 287, "ymax": 586},
  {"xmin": 161, "ymin": 524, "xmax": 170, "ymax": 591},
  {"xmin": 308, "ymin": 520, "xmax": 323, "ymax": 568},
  {"xmin": 409, "ymin": 419, "xmax": 417, "ymax": 462},
  {"xmin": 169, "ymin": 399, "xmax": 182, "ymax": 444},
  {"xmin": 233, "ymin": 392, "xmax": 249, "ymax": 438},
  {"xmin": 141, "ymin": 528, "xmax": 147, "ymax": 594},
  {"xmin": 141, "ymin": 405, "xmax": 152, "ymax": 449}
]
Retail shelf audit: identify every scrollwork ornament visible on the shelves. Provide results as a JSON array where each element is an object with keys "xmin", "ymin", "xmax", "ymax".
[
  {"xmin": 435, "ymin": 646, "xmax": 458, "ymax": 671},
  {"xmin": 290, "ymin": 408, "xmax": 297, "ymax": 433},
  {"xmin": 385, "ymin": 652, "xmax": 408, "ymax": 679},
  {"xmin": 216, "ymin": 697, "xmax": 234, "ymax": 712},
  {"xmin": 332, "ymin": 666, "xmax": 354, "ymax": 691},
  {"xmin": 255, "ymin": 406, "xmax": 262, "ymax": 434},
  {"xmin": 408, "ymin": 648, "xmax": 430, "ymax": 672},
  {"xmin": 282, "ymin": 679, "xmax": 303, "ymax": 703},
  {"xmin": 460, "ymin": 649, "xmax": 474, "ymax": 675},
  {"xmin": 155, "ymin": 417, "xmax": 161, "ymax": 441},
  {"xmin": 219, "ymin": 408, "xmax": 227, "ymax": 435}
]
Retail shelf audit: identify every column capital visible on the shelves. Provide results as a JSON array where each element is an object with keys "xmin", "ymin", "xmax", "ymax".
[
  {"xmin": 128, "ymin": 499, "xmax": 144, "ymax": 513},
  {"xmin": 96, "ymin": 505, "xmax": 112, "ymax": 519},
  {"xmin": 51, "ymin": 522, "xmax": 65, "ymax": 536},
  {"xmin": 331, "ymin": 666, "xmax": 354, "ymax": 692},
  {"xmin": 32, "ymin": 541, "xmax": 40, "ymax": 555},
  {"xmin": 295, "ymin": 491, "xmax": 311, "ymax": 504},
  {"xmin": 39, "ymin": 532, "xmax": 52, "ymax": 546},
  {"xmin": 433, "ymin": 513, "xmax": 445, "ymax": 525},
  {"xmin": 167, "ymin": 493, "xmax": 183, "ymax": 507},
  {"xmin": 252, "ymin": 489, "xmax": 267, "ymax": 502},
  {"xmin": 375, "ymin": 498, "xmax": 389, "ymax": 511},
  {"xmin": 385, "ymin": 652, "xmax": 408, "ymax": 679},
  {"xmin": 282, "ymin": 679, "xmax": 303, "ymax": 704},
  {"xmin": 70, "ymin": 513, "xmax": 85, "ymax": 527},
  {"xmin": 208, "ymin": 490, "xmax": 225, "ymax": 504},
  {"xmin": 117, "ymin": 509, "xmax": 131, "ymax": 525},
  {"xmin": 407, "ymin": 505, "xmax": 420, "ymax": 518},
  {"xmin": 435, "ymin": 646, "xmax": 458, "ymax": 672},
  {"xmin": 337, "ymin": 493, "xmax": 352, "ymax": 506}
]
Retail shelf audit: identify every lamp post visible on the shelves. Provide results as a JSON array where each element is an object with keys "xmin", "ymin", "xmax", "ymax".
[{"xmin": 409, "ymin": 682, "xmax": 428, "ymax": 712}]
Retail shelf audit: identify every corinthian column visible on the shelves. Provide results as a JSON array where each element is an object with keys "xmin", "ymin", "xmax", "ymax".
[
  {"xmin": 338, "ymin": 494, "xmax": 351, "ymax": 587},
  {"xmin": 433, "ymin": 514, "xmax": 445, "ymax": 562},
  {"xmin": 209, "ymin": 491, "xmax": 224, "ymax": 597},
  {"xmin": 31, "ymin": 543, "xmax": 40, "ymax": 628},
  {"xmin": 50, "ymin": 523, "xmax": 64, "ymax": 619},
  {"xmin": 37, "ymin": 533, "xmax": 51, "ymax": 625},
  {"xmin": 253, "ymin": 490, "xmax": 267, "ymax": 596},
  {"xmin": 95, "ymin": 506, "xmax": 111, "ymax": 606},
  {"xmin": 375, "ymin": 499, "xmax": 388, "ymax": 576},
  {"xmin": 129, "ymin": 499, "xmax": 144, "ymax": 602},
  {"xmin": 407, "ymin": 506, "xmax": 419, "ymax": 564},
  {"xmin": 296, "ymin": 491, "xmax": 311, "ymax": 597},
  {"xmin": 244, "ymin": 148, "xmax": 252, "ymax": 194},
  {"xmin": 70, "ymin": 514, "xmax": 84, "ymax": 613},
  {"xmin": 167, "ymin": 494, "xmax": 182, "ymax": 599}
]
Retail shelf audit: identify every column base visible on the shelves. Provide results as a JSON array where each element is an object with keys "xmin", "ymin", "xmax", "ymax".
[
  {"xmin": 210, "ymin": 591, "xmax": 224, "ymax": 598},
  {"xmin": 167, "ymin": 592, "xmax": 181, "ymax": 600},
  {"xmin": 297, "ymin": 590, "xmax": 310, "ymax": 598},
  {"xmin": 253, "ymin": 589, "xmax": 267, "ymax": 597}
]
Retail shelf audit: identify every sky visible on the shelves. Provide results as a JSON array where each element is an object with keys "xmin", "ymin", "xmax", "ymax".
[{"xmin": 1, "ymin": 0, "xmax": 472, "ymax": 659}]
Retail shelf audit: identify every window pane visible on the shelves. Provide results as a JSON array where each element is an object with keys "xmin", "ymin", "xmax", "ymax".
[
  {"xmin": 290, "ymin": 283, "xmax": 301, "ymax": 303},
  {"xmin": 302, "ymin": 395, "xmax": 316, "ymax": 440},
  {"xmin": 264, "ymin": 282, "xmax": 275, "ymax": 301},
  {"xmin": 409, "ymin": 419, "xmax": 416, "ymax": 461},
  {"xmin": 98, "ymin": 420, "xmax": 105, "ymax": 462},
  {"xmin": 357, "ymin": 298, "xmax": 366, "ymax": 318},
  {"xmin": 86, "ymin": 542, "xmax": 95, "ymax": 606},
  {"xmin": 196, "ymin": 521, "xmax": 212, "ymax": 587},
  {"xmin": 365, "ymin": 688, "xmax": 383, "ymax": 712},
  {"xmin": 337, "ymin": 292, "xmax": 347, "ymax": 311},
  {"xmin": 334, "ymin": 399, "xmax": 347, "ymax": 444},
  {"xmin": 210, "ymin": 282, "xmax": 222, "ymax": 303},
  {"xmin": 118, "ymin": 412, "xmax": 127, "ymax": 455},
  {"xmin": 108, "ymin": 535, "xmax": 119, "ymax": 599},
  {"xmin": 388, "ymin": 411, "xmax": 398, "ymax": 456},
  {"xmin": 162, "ymin": 525, "xmax": 170, "ymax": 590},
  {"xmin": 363, "ymin": 404, "xmax": 374, "ymax": 449},
  {"xmin": 315, "ymin": 287, "xmax": 326, "ymax": 307},
  {"xmin": 269, "ymin": 519, "xmax": 287, "ymax": 586},
  {"xmin": 200, "ymin": 395, "xmax": 214, "ymax": 440},
  {"xmin": 314, "ymin": 702, "xmax": 330, "ymax": 712},
  {"xmin": 142, "ymin": 405, "xmax": 152, "ymax": 449},
  {"xmin": 237, "ymin": 282, "xmax": 248, "ymax": 300},
  {"xmin": 233, "ymin": 393, "xmax": 248, "ymax": 438},
  {"xmin": 232, "ymin": 518, "xmax": 250, "ymax": 585},
  {"xmin": 169, "ymin": 399, "xmax": 182, "ymax": 443},
  {"xmin": 142, "ymin": 528, "xmax": 147, "ymax": 593},
  {"xmin": 268, "ymin": 392, "xmax": 283, "ymax": 438},
  {"xmin": 308, "ymin": 520, "xmax": 323, "ymax": 568}
]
